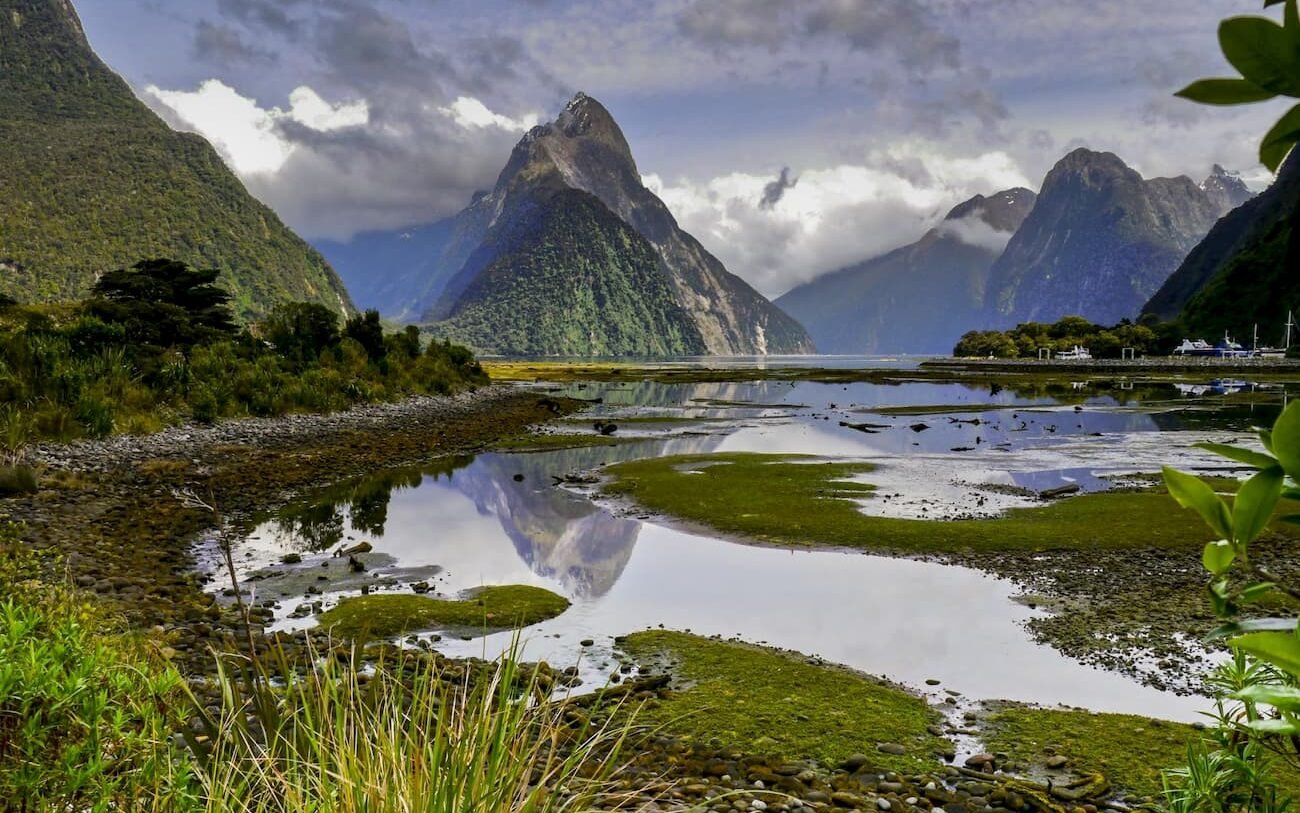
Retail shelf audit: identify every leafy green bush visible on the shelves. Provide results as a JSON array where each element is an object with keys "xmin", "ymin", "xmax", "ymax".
[
  {"xmin": 186, "ymin": 640, "xmax": 635, "ymax": 813},
  {"xmin": 0, "ymin": 262, "xmax": 488, "ymax": 442},
  {"xmin": 1161, "ymin": 401, "xmax": 1300, "ymax": 811},
  {"xmin": 259, "ymin": 301, "xmax": 342, "ymax": 370},
  {"xmin": 0, "ymin": 526, "xmax": 192, "ymax": 811},
  {"xmin": 953, "ymin": 316, "xmax": 1167, "ymax": 358}
]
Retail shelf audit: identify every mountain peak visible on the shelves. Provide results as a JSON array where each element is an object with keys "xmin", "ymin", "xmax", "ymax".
[
  {"xmin": 1201, "ymin": 163, "xmax": 1253, "ymax": 215},
  {"xmin": 496, "ymin": 92, "xmax": 638, "ymax": 196},
  {"xmin": 1052, "ymin": 147, "xmax": 1134, "ymax": 178},
  {"xmin": 944, "ymin": 187, "xmax": 1036, "ymax": 228},
  {"xmin": 0, "ymin": 0, "xmax": 353, "ymax": 316},
  {"xmin": 986, "ymin": 147, "xmax": 1224, "ymax": 326}
]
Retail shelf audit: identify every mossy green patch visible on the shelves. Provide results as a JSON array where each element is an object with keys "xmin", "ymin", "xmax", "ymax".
[
  {"xmin": 493, "ymin": 433, "xmax": 631, "ymax": 452},
  {"xmin": 619, "ymin": 631, "xmax": 947, "ymax": 771},
  {"xmin": 318, "ymin": 585, "xmax": 570, "ymax": 640},
  {"xmin": 980, "ymin": 706, "xmax": 1205, "ymax": 800},
  {"xmin": 603, "ymin": 453, "xmax": 1300, "ymax": 553},
  {"xmin": 562, "ymin": 415, "xmax": 733, "ymax": 425}
]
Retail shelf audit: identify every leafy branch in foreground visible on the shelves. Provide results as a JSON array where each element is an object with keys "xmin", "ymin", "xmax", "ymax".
[
  {"xmin": 1161, "ymin": 400, "xmax": 1300, "ymax": 811},
  {"xmin": 1176, "ymin": 0, "xmax": 1300, "ymax": 171}
]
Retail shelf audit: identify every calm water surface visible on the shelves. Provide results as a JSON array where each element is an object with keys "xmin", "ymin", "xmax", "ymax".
[{"xmin": 219, "ymin": 372, "xmax": 1300, "ymax": 722}]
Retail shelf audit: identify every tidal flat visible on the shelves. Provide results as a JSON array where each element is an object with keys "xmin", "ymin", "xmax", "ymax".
[{"xmin": 18, "ymin": 359, "xmax": 1300, "ymax": 803}]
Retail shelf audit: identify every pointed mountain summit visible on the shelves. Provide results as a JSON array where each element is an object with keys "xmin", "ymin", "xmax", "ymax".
[
  {"xmin": 420, "ymin": 93, "xmax": 813, "ymax": 355},
  {"xmin": 983, "ymin": 148, "xmax": 1224, "ymax": 326},
  {"xmin": 1201, "ymin": 164, "xmax": 1253, "ymax": 215},
  {"xmin": 776, "ymin": 187, "xmax": 1037, "ymax": 354},
  {"xmin": 1145, "ymin": 153, "xmax": 1300, "ymax": 340},
  {"xmin": 0, "ymin": 0, "xmax": 352, "ymax": 317}
]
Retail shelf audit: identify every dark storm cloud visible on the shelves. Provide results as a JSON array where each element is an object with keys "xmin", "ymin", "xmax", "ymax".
[
  {"xmin": 674, "ymin": 0, "xmax": 1005, "ymax": 136},
  {"xmin": 216, "ymin": 0, "xmax": 306, "ymax": 39},
  {"xmin": 677, "ymin": 0, "xmax": 789, "ymax": 51},
  {"xmin": 759, "ymin": 167, "xmax": 797, "ymax": 209},
  {"xmin": 802, "ymin": 1, "xmax": 959, "ymax": 73},
  {"xmin": 677, "ymin": 0, "xmax": 960, "ymax": 75},
  {"xmin": 169, "ymin": 0, "xmax": 558, "ymax": 238},
  {"xmin": 311, "ymin": 1, "xmax": 457, "ymax": 94},
  {"xmin": 193, "ymin": 20, "xmax": 279, "ymax": 67}
]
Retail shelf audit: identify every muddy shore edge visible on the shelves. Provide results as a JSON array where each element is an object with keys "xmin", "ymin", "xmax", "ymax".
[{"xmin": 10, "ymin": 384, "xmax": 584, "ymax": 671}]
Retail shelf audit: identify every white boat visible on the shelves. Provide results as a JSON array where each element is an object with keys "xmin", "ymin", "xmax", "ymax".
[
  {"xmin": 1057, "ymin": 345, "xmax": 1092, "ymax": 360},
  {"xmin": 1254, "ymin": 312, "xmax": 1294, "ymax": 357},
  {"xmin": 1173, "ymin": 339, "xmax": 1216, "ymax": 357}
]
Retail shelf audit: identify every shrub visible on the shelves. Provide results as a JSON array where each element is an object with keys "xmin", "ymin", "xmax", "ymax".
[
  {"xmin": 260, "ymin": 302, "xmax": 341, "ymax": 369},
  {"xmin": 188, "ymin": 640, "xmax": 638, "ymax": 813},
  {"xmin": 0, "ymin": 534, "xmax": 192, "ymax": 811},
  {"xmin": 344, "ymin": 309, "xmax": 387, "ymax": 362}
]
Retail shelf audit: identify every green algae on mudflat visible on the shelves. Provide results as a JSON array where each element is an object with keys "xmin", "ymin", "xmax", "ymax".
[
  {"xmin": 602, "ymin": 453, "xmax": 1300, "ymax": 553},
  {"xmin": 492, "ymin": 433, "xmax": 633, "ymax": 452},
  {"xmin": 619, "ymin": 631, "xmax": 948, "ymax": 772},
  {"xmin": 317, "ymin": 585, "xmax": 570, "ymax": 640},
  {"xmin": 978, "ymin": 706, "xmax": 1207, "ymax": 801}
]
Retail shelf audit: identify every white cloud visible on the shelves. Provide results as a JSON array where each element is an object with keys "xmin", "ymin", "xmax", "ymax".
[
  {"xmin": 146, "ymin": 79, "xmax": 295, "ymax": 175},
  {"xmin": 145, "ymin": 79, "xmax": 369, "ymax": 176},
  {"xmin": 645, "ymin": 144, "xmax": 1031, "ymax": 298},
  {"xmin": 287, "ymin": 86, "xmax": 369, "ymax": 132},
  {"xmin": 437, "ymin": 97, "xmax": 540, "ymax": 131},
  {"xmin": 142, "ymin": 80, "xmax": 546, "ymax": 238},
  {"xmin": 937, "ymin": 215, "xmax": 1016, "ymax": 254}
]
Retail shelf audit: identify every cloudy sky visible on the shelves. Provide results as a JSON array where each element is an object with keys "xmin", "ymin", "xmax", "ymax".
[{"xmin": 77, "ymin": 0, "xmax": 1290, "ymax": 298}]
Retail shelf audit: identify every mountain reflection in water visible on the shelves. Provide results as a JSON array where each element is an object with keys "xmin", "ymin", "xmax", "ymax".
[{"xmin": 251, "ymin": 434, "xmax": 721, "ymax": 598}]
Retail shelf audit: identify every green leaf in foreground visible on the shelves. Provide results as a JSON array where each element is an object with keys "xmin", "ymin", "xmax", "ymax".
[
  {"xmin": 1230, "ymin": 630, "xmax": 1300, "ymax": 674},
  {"xmin": 1208, "ymin": 616, "xmax": 1294, "ymax": 640},
  {"xmin": 1270, "ymin": 398, "xmax": 1300, "ymax": 476},
  {"xmin": 1235, "ymin": 684, "xmax": 1300, "ymax": 711},
  {"xmin": 1220, "ymin": 16, "xmax": 1300, "ymax": 96},
  {"xmin": 1260, "ymin": 102, "xmax": 1300, "ymax": 171},
  {"xmin": 1176, "ymin": 78, "xmax": 1277, "ymax": 105},
  {"xmin": 1162, "ymin": 466, "xmax": 1233, "ymax": 539},
  {"xmin": 1203, "ymin": 540, "xmax": 1236, "ymax": 575},
  {"xmin": 1232, "ymin": 466, "xmax": 1285, "ymax": 544},
  {"xmin": 1194, "ymin": 442, "xmax": 1279, "ymax": 470}
]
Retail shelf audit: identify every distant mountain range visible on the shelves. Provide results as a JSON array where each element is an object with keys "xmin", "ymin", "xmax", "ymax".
[
  {"xmin": 985, "ymin": 150, "xmax": 1242, "ymax": 327},
  {"xmin": 1144, "ymin": 153, "xmax": 1300, "ymax": 344},
  {"xmin": 0, "ymin": 0, "xmax": 352, "ymax": 319},
  {"xmin": 778, "ymin": 150, "xmax": 1253, "ymax": 354},
  {"xmin": 319, "ymin": 93, "xmax": 814, "ymax": 356},
  {"xmin": 776, "ymin": 189, "xmax": 1037, "ymax": 354}
]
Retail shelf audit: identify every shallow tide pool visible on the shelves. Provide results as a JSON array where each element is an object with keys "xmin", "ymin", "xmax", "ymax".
[{"xmin": 216, "ymin": 374, "xmax": 1300, "ymax": 723}]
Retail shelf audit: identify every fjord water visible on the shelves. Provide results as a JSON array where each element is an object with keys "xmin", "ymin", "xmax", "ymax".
[{"xmin": 229, "ymin": 372, "xmax": 1297, "ymax": 722}]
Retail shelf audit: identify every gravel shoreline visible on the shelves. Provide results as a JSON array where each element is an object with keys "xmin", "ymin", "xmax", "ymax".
[{"xmin": 31, "ymin": 383, "xmax": 536, "ymax": 473}]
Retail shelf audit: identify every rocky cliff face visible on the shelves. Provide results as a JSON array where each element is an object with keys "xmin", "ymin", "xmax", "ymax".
[
  {"xmin": 420, "ymin": 93, "xmax": 814, "ymax": 355},
  {"xmin": 776, "ymin": 188, "xmax": 1036, "ymax": 354},
  {"xmin": 0, "ymin": 0, "xmax": 353, "ymax": 319},
  {"xmin": 1144, "ymin": 153, "xmax": 1300, "ymax": 340},
  {"xmin": 983, "ymin": 149, "xmax": 1225, "ymax": 327},
  {"xmin": 1200, "ymin": 164, "xmax": 1253, "ymax": 215}
]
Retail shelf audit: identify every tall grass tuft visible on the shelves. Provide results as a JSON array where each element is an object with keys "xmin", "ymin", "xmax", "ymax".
[{"xmin": 186, "ymin": 641, "xmax": 643, "ymax": 813}]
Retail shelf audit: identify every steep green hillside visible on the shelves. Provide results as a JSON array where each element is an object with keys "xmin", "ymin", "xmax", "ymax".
[
  {"xmin": 1145, "ymin": 154, "xmax": 1300, "ymax": 341},
  {"xmin": 432, "ymin": 189, "xmax": 706, "ymax": 356},
  {"xmin": 424, "ymin": 93, "xmax": 814, "ymax": 355},
  {"xmin": 0, "ymin": 0, "xmax": 353, "ymax": 319}
]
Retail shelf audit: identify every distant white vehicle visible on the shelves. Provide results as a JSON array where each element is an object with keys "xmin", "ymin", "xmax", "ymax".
[{"xmin": 1057, "ymin": 345, "xmax": 1092, "ymax": 360}]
